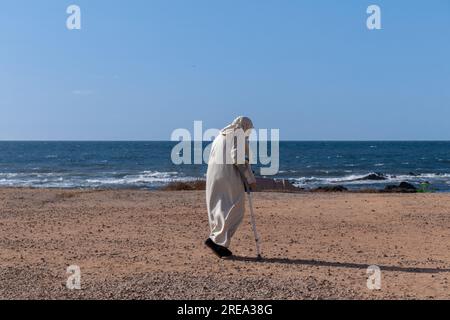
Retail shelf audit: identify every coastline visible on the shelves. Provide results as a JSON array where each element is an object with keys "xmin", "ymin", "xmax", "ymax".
[
  {"xmin": 0, "ymin": 177, "xmax": 437, "ymax": 193},
  {"xmin": 0, "ymin": 188, "xmax": 449, "ymax": 299},
  {"xmin": 157, "ymin": 178, "xmax": 431, "ymax": 193}
]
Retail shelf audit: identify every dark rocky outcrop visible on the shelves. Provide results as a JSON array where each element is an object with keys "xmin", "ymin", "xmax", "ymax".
[
  {"xmin": 161, "ymin": 179, "xmax": 418, "ymax": 194},
  {"xmin": 383, "ymin": 182, "xmax": 417, "ymax": 193},
  {"xmin": 311, "ymin": 185, "xmax": 348, "ymax": 192}
]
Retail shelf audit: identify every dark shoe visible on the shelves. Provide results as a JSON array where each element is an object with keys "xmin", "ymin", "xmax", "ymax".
[{"xmin": 205, "ymin": 238, "xmax": 233, "ymax": 258}]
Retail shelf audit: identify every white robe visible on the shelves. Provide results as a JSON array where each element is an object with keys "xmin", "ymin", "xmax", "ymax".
[{"xmin": 206, "ymin": 134, "xmax": 256, "ymax": 248}]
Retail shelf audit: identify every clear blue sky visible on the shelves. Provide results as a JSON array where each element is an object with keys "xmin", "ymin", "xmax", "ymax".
[{"xmin": 1, "ymin": 0, "xmax": 449, "ymax": 140}]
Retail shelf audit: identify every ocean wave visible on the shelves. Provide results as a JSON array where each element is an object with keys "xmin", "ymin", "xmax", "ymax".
[
  {"xmin": 0, "ymin": 171, "xmax": 196, "ymax": 189},
  {"xmin": 85, "ymin": 171, "xmax": 189, "ymax": 186},
  {"xmin": 2, "ymin": 169, "xmax": 450, "ymax": 190},
  {"xmin": 292, "ymin": 172, "xmax": 450, "ymax": 188}
]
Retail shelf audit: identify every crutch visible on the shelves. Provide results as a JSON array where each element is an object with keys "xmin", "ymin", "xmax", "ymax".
[{"xmin": 237, "ymin": 166, "xmax": 262, "ymax": 260}]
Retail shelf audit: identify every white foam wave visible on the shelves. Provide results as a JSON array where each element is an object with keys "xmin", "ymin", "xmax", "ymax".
[
  {"xmin": 85, "ymin": 171, "xmax": 189, "ymax": 186},
  {"xmin": 292, "ymin": 172, "xmax": 450, "ymax": 187},
  {"xmin": 0, "ymin": 171, "xmax": 196, "ymax": 189}
]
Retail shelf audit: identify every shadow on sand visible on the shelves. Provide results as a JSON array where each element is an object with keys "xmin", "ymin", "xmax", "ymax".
[{"xmin": 229, "ymin": 256, "xmax": 450, "ymax": 274}]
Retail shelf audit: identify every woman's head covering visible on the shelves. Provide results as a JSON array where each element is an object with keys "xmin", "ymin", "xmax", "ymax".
[{"xmin": 221, "ymin": 116, "xmax": 254, "ymax": 136}]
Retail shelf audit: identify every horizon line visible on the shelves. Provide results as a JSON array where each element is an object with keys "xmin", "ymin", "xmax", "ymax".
[{"xmin": 1, "ymin": 139, "xmax": 450, "ymax": 142}]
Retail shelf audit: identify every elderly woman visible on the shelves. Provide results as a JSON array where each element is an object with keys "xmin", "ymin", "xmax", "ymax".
[{"xmin": 205, "ymin": 116, "xmax": 256, "ymax": 258}]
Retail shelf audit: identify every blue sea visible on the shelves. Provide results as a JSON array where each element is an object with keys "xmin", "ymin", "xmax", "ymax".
[{"xmin": 1, "ymin": 141, "xmax": 450, "ymax": 191}]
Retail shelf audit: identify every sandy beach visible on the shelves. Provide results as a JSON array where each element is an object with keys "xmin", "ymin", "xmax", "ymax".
[{"xmin": 0, "ymin": 188, "xmax": 449, "ymax": 300}]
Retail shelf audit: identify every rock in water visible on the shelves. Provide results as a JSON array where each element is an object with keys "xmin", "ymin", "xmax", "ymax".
[
  {"xmin": 357, "ymin": 173, "xmax": 387, "ymax": 181},
  {"xmin": 398, "ymin": 182, "xmax": 417, "ymax": 190}
]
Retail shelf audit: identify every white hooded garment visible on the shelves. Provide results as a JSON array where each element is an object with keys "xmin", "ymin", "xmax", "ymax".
[{"xmin": 206, "ymin": 116, "xmax": 256, "ymax": 248}]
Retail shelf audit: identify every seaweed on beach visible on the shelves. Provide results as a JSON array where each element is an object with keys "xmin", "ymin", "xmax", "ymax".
[{"xmin": 161, "ymin": 180, "xmax": 206, "ymax": 191}]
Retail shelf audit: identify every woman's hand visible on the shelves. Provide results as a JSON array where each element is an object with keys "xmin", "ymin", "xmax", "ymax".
[{"xmin": 249, "ymin": 183, "xmax": 257, "ymax": 192}]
